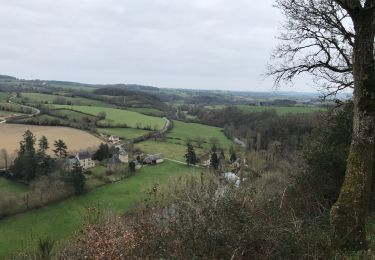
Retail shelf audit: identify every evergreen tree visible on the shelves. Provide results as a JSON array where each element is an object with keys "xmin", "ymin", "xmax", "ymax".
[
  {"xmin": 38, "ymin": 136, "xmax": 49, "ymax": 154},
  {"xmin": 229, "ymin": 145, "xmax": 237, "ymax": 163},
  {"xmin": 36, "ymin": 136, "xmax": 53, "ymax": 176},
  {"xmin": 65, "ymin": 166, "xmax": 86, "ymax": 195},
  {"xmin": 93, "ymin": 143, "xmax": 110, "ymax": 161},
  {"xmin": 12, "ymin": 130, "xmax": 37, "ymax": 181},
  {"xmin": 53, "ymin": 139, "xmax": 68, "ymax": 158},
  {"xmin": 211, "ymin": 152, "xmax": 220, "ymax": 170},
  {"xmin": 211, "ymin": 144, "xmax": 217, "ymax": 153},
  {"xmin": 129, "ymin": 161, "xmax": 136, "ymax": 172},
  {"xmin": 19, "ymin": 130, "xmax": 36, "ymax": 155},
  {"xmin": 185, "ymin": 143, "xmax": 197, "ymax": 166},
  {"xmin": 230, "ymin": 152, "xmax": 237, "ymax": 163}
]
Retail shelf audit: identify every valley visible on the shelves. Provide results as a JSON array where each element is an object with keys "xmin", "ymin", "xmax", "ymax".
[{"xmin": 0, "ymin": 75, "xmax": 337, "ymax": 258}]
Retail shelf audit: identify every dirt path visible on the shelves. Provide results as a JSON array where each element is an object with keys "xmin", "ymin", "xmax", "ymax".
[
  {"xmin": 164, "ymin": 158, "xmax": 202, "ymax": 168},
  {"xmin": 1, "ymin": 104, "xmax": 40, "ymax": 123}
]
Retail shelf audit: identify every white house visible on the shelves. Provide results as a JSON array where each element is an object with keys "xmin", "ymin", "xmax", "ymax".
[
  {"xmin": 76, "ymin": 151, "xmax": 95, "ymax": 170},
  {"xmin": 109, "ymin": 135, "xmax": 120, "ymax": 144}
]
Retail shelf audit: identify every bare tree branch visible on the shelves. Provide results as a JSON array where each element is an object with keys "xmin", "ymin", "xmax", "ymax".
[{"xmin": 267, "ymin": 0, "xmax": 355, "ymax": 96}]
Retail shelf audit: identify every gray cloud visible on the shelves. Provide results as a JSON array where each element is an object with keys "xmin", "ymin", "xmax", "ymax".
[{"xmin": 0, "ymin": 0, "xmax": 314, "ymax": 91}]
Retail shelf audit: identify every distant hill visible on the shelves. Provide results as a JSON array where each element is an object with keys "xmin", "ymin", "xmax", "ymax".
[{"xmin": 0, "ymin": 75, "xmax": 17, "ymax": 81}]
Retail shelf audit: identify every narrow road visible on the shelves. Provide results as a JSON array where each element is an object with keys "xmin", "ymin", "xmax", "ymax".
[
  {"xmin": 0, "ymin": 104, "xmax": 40, "ymax": 124},
  {"xmin": 160, "ymin": 117, "xmax": 171, "ymax": 134},
  {"xmin": 164, "ymin": 158, "xmax": 202, "ymax": 168}
]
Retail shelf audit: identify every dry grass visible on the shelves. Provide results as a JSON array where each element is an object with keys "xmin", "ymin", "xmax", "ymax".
[{"xmin": 0, "ymin": 124, "xmax": 101, "ymax": 166}]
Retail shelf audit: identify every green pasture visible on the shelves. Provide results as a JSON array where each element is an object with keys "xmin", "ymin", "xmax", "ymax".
[
  {"xmin": 0, "ymin": 161, "xmax": 202, "ymax": 258},
  {"xmin": 127, "ymin": 107, "xmax": 164, "ymax": 117},
  {"xmin": 54, "ymin": 105, "xmax": 166, "ymax": 129},
  {"xmin": 167, "ymin": 121, "xmax": 232, "ymax": 150},
  {"xmin": 236, "ymin": 105, "xmax": 324, "ymax": 115},
  {"xmin": 54, "ymin": 109, "xmax": 97, "ymax": 121},
  {"xmin": 0, "ymin": 178, "xmax": 28, "ymax": 198},
  {"xmin": 0, "ymin": 102, "xmax": 26, "ymax": 113},
  {"xmin": 47, "ymin": 83, "xmax": 97, "ymax": 92},
  {"xmin": 0, "ymin": 110, "xmax": 18, "ymax": 118},
  {"xmin": 136, "ymin": 139, "xmax": 208, "ymax": 162},
  {"xmin": 0, "ymin": 92, "xmax": 9, "ymax": 101},
  {"xmin": 98, "ymin": 128, "xmax": 151, "ymax": 140},
  {"xmin": 21, "ymin": 93, "xmax": 111, "ymax": 107}
]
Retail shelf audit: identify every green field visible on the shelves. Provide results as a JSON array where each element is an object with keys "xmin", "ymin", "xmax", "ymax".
[
  {"xmin": 0, "ymin": 110, "xmax": 18, "ymax": 118},
  {"xmin": 136, "ymin": 121, "xmax": 233, "ymax": 161},
  {"xmin": 127, "ymin": 107, "xmax": 165, "ymax": 117},
  {"xmin": 0, "ymin": 92, "xmax": 9, "ymax": 101},
  {"xmin": 54, "ymin": 105, "xmax": 166, "ymax": 129},
  {"xmin": 98, "ymin": 128, "xmax": 151, "ymax": 140},
  {"xmin": 21, "ymin": 93, "xmax": 112, "ymax": 107},
  {"xmin": 167, "ymin": 121, "xmax": 232, "ymax": 150},
  {"xmin": 0, "ymin": 162, "xmax": 202, "ymax": 257},
  {"xmin": 136, "ymin": 140, "xmax": 205, "ymax": 161},
  {"xmin": 236, "ymin": 105, "xmax": 324, "ymax": 115},
  {"xmin": 54, "ymin": 109, "xmax": 97, "ymax": 121},
  {"xmin": 0, "ymin": 178, "xmax": 28, "ymax": 198}
]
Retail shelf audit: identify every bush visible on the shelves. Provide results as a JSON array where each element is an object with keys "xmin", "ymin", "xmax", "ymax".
[
  {"xmin": 291, "ymin": 103, "xmax": 352, "ymax": 214},
  {"xmin": 64, "ymin": 167, "xmax": 86, "ymax": 195},
  {"xmin": 62, "ymin": 173, "xmax": 333, "ymax": 259}
]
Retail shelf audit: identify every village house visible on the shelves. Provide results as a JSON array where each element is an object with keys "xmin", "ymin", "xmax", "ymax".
[
  {"xmin": 108, "ymin": 135, "xmax": 120, "ymax": 144},
  {"xmin": 144, "ymin": 154, "xmax": 164, "ymax": 165},
  {"xmin": 66, "ymin": 156, "xmax": 79, "ymax": 170},
  {"xmin": 76, "ymin": 151, "xmax": 96, "ymax": 170}
]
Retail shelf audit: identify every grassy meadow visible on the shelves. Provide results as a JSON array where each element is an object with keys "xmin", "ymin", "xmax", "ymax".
[
  {"xmin": 0, "ymin": 92, "xmax": 9, "ymax": 101},
  {"xmin": 0, "ymin": 161, "xmax": 202, "ymax": 258},
  {"xmin": 127, "ymin": 107, "xmax": 164, "ymax": 117},
  {"xmin": 136, "ymin": 140, "xmax": 205, "ymax": 161},
  {"xmin": 54, "ymin": 105, "xmax": 166, "ymax": 129},
  {"xmin": 167, "ymin": 121, "xmax": 232, "ymax": 149},
  {"xmin": 0, "ymin": 178, "xmax": 28, "ymax": 198},
  {"xmin": 136, "ymin": 121, "xmax": 233, "ymax": 162},
  {"xmin": 98, "ymin": 128, "xmax": 151, "ymax": 140},
  {"xmin": 54, "ymin": 109, "xmax": 98, "ymax": 121},
  {"xmin": 21, "ymin": 93, "xmax": 112, "ymax": 107},
  {"xmin": 0, "ymin": 110, "xmax": 20, "ymax": 118}
]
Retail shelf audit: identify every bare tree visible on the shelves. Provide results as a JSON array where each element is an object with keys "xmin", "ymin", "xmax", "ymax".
[
  {"xmin": 1, "ymin": 149, "xmax": 8, "ymax": 170},
  {"xmin": 196, "ymin": 136, "xmax": 206, "ymax": 148},
  {"xmin": 269, "ymin": 0, "xmax": 375, "ymax": 250}
]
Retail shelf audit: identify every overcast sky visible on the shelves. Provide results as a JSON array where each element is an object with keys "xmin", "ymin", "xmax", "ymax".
[{"xmin": 0, "ymin": 0, "xmax": 316, "ymax": 92}]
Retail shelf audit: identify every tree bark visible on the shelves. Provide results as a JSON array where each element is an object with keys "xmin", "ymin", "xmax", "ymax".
[{"xmin": 330, "ymin": 9, "xmax": 375, "ymax": 250}]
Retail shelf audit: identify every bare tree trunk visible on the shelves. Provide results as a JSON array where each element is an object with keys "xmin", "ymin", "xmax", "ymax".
[{"xmin": 330, "ymin": 10, "xmax": 375, "ymax": 250}]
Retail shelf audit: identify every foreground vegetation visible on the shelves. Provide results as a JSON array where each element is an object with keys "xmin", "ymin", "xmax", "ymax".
[{"xmin": 0, "ymin": 161, "xmax": 202, "ymax": 258}]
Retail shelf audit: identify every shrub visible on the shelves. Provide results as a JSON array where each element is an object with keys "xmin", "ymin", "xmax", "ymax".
[{"xmin": 62, "ymin": 173, "xmax": 333, "ymax": 259}]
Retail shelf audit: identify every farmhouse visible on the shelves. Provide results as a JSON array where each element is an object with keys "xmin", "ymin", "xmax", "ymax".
[
  {"xmin": 144, "ymin": 154, "xmax": 164, "ymax": 165},
  {"xmin": 108, "ymin": 135, "xmax": 120, "ymax": 144},
  {"xmin": 76, "ymin": 151, "xmax": 95, "ymax": 170}
]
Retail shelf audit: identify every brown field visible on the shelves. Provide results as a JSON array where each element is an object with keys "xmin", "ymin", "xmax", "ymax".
[{"xmin": 0, "ymin": 124, "xmax": 102, "ymax": 166}]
